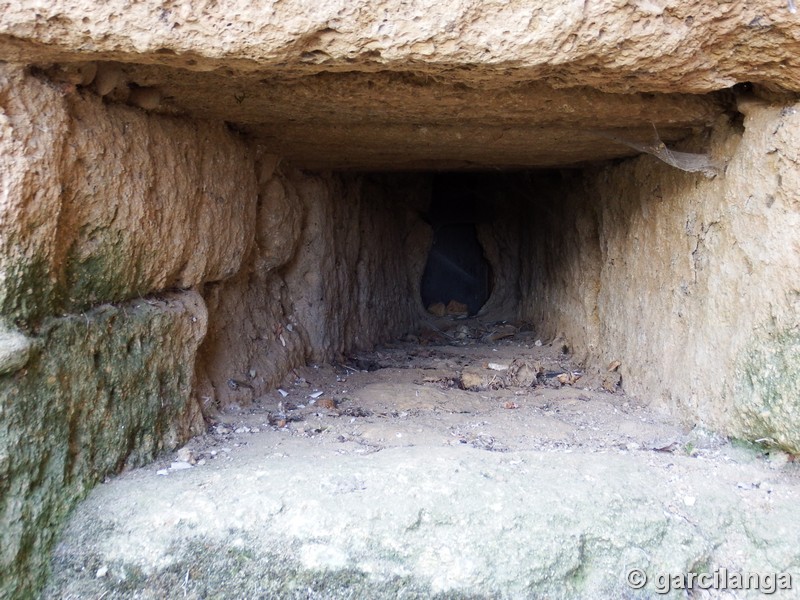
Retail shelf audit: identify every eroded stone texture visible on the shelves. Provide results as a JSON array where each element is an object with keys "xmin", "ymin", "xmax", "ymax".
[
  {"xmin": 0, "ymin": 65, "xmax": 257, "ymax": 324},
  {"xmin": 41, "ymin": 445, "xmax": 800, "ymax": 599},
  {"xmin": 520, "ymin": 101, "xmax": 800, "ymax": 451},
  {"xmin": 0, "ymin": 64, "xmax": 258, "ymax": 599},
  {"xmin": 2, "ymin": 1, "xmax": 799, "ymax": 93},
  {"xmin": 79, "ymin": 64, "xmax": 724, "ymax": 171},
  {"xmin": 0, "ymin": 0, "xmax": 762, "ymax": 170},
  {"xmin": 0, "ymin": 291, "xmax": 207, "ymax": 600},
  {"xmin": 196, "ymin": 168, "xmax": 427, "ymax": 407}
]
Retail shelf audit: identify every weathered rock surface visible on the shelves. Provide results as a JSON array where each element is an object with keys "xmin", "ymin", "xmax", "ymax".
[
  {"xmin": 1, "ymin": 1, "xmax": 799, "ymax": 598},
  {"xmin": 196, "ymin": 169, "xmax": 427, "ymax": 406},
  {"xmin": 0, "ymin": 291, "xmax": 207, "ymax": 600},
  {"xmin": 42, "ymin": 443, "xmax": 800, "ymax": 599},
  {"xmin": 2, "ymin": 0, "xmax": 799, "ymax": 93},
  {"xmin": 2, "ymin": 2, "xmax": 774, "ymax": 169},
  {"xmin": 521, "ymin": 100, "xmax": 800, "ymax": 452},
  {"xmin": 0, "ymin": 65, "xmax": 257, "ymax": 324}
]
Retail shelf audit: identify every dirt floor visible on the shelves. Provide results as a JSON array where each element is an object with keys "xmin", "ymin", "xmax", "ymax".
[{"xmin": 43, "ymin": 318, "xmax": 800, "ymax": 599}]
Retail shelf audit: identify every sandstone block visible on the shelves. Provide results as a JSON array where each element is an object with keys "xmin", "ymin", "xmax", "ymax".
[
  {"xmin": 0, "ymin": 290, "xmax": 207, "ymax": 599},
  {"xmin": 0, "ymin": 65, "xmax": 257, "ymax": 324}
]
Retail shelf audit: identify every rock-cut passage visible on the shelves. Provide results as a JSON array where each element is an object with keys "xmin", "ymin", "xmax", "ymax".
[{"xmin": 3, "ymin": 50, "xmax": 800, "ymax": 600}]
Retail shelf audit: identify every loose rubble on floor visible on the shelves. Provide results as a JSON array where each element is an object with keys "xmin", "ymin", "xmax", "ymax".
[{"xmin": 44, "ymin": 318, "xmax": 800, "ymax": 599}]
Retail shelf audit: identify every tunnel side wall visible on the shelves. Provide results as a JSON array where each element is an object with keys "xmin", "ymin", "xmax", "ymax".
[
  {"xmin": 0, "ymin": 64, "xmax": 259, "ymax": 599},
  {"xmin": 0, "ymin": 65, "xmax": 425, "ymax": 598},
  {"xmin": 521, "ymin": 103, "xmax": 800, "ymax": 451},
  {"xmin": 194, "ymin": 169, "xmax": 426, "ymax": 407}
]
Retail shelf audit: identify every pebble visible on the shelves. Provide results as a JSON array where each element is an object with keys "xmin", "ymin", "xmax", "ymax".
[
  {"xmin": 170, "ymin": 461, "xmax": 192, "ymax": 471},
  {"xmin": 96, "ymin": 566, "xmax": 108, "ymax": 578},
  {"xmin": 487, "ymin": 362, "xmax": 509, "ymax": 371},
  {"xmin": 768, "ymin": 451, "xmax": 790, "ymax": 469},
  {"xmin": 175, "ymin": 447, "xmax": 193, "ymax": 463}
]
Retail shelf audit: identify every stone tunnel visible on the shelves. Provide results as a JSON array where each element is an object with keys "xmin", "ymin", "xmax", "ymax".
[{"xmin": 1, "ymin": 1, "xmax": 800, "ymax": 597}]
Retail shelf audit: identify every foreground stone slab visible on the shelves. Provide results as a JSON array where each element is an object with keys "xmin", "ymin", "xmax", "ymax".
[
  {"xmin": 44, "ymin": 443, "xmax": 800, "ymax": 599},
  {"xmin": 43, "ymin": 335, "xmax": 800, "ymax": 599}
]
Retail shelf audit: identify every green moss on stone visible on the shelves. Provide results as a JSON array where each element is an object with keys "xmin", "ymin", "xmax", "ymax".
[
  {"xmin": 44, "ymin": 535, "xmax": 486, "ymax": 600},
  {"xmin": 1, "ymin": 234, "xmax": 152, "ymax": 328},
  {"xmin": 733, "ymin": 326, "xmax": 800, "ymax": 453},
  {"xmin": 0, "ymin": 254, "xmax": 57, "ymax": 327},
  {"xmin": 62, "ymin": 236, "xmax": 141, "ymax": 313},
  {"xmin": 0, "ymin": 297, "xmax": 200, "ymax": 599}
]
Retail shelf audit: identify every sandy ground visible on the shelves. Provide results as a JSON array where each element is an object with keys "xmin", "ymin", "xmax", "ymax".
[{"xmin": 43, "ymin": 319, "xmax": 800, "ymax": 599}]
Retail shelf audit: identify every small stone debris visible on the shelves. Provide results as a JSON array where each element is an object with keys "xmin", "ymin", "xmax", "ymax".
[
  {"xmin": 95, "ymin": 566, "xmax": 108, "ymax": 579},
  {"xmin": 157, "ymin": 461, "xmax": 193, "ymax": 476},
  {"xmin": 278, "ymin": 388, "xmax": 289, "ymax": 397},
  {"xmin": 503, "ymin": 401, "xmax": 519, "ymax": 409},
  {"xmin": 317, "ymin": 397, "xmax": 338, "ymax": 410},
  {"xmin": 483, "ymin": 324, "xmax": 518, "ymax": 342},
  {"xmin": 427, "ymin": 302, "xmax": 447, "ymax": 317},
  {"xmin": 446, "ymin": 300, "xmax": 469, "ymax": 317},
  {"xmin": 175, "ymin": 447, "xmax": 194, "ymax": 464},
  {"xmin": 453, "ymin": 324, "xmax": 472, "ymax": 340},
  {"xmin": 309, "ymin": 391, "xmax": 324, "ymax": 399},
  {"xmin": 555, "ymin": 372, "xmax": 582, "ymax": 386},
  {"xmin": 460, "ymin": 367, "xmax": 504, "ymax": 391},
  {"xmin": 487, "ymin": 362, "xmax": 509, "ymax": 371},
  {"xmin": 601, "ymin": 370, "xmax": 622, "ymax": 393},
  {"xmin": 506, "ymin": 359, "xmax": 543, "ymax": 387}
]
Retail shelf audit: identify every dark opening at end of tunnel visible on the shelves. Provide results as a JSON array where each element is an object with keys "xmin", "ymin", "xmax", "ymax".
[{"xmin": 420, "ymin": 174, "xmax": 496, "ymax": 316}]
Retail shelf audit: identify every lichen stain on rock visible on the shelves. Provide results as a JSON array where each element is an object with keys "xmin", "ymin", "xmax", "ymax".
[
  {"xmin": 734, "ymin": 325, "xmax": 800, "ymax": 453},
  {"xmin": 0, "ymin": 291, "xmax": 207, "ymax": 600}
]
